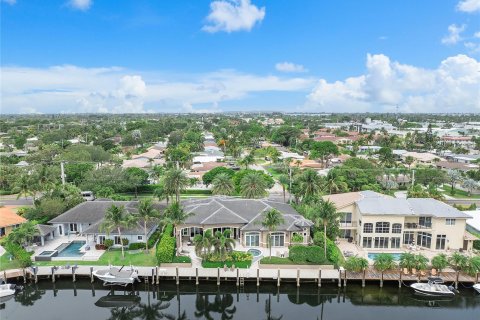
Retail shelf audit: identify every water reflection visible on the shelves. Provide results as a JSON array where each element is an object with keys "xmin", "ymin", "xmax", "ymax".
[{"xmin": 2, "ymin": 280, "xmax": 479, "ymax": 320}]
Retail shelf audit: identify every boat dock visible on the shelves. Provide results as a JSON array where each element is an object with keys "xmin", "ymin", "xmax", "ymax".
[{"xmin": 2, "ymin": 266, "xmax": 479, "ymax": 288}]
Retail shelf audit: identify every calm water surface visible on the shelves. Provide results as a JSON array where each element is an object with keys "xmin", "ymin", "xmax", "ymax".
[{"xmin": 1, "ymin": 280, "xmax": 479, "ymax": 320}]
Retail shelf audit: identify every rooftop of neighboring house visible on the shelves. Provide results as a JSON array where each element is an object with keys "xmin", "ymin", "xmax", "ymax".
[
  {"xmin": 190, "ymin": 161, "xmax": 227, "ymax": 172},
  {"xmin": 0, "ymin": 206, "xmax": 26, "ymax": 228},
  {"xmin": 323, "ymin": 191, "xmax": 389, "ymax": 209},
  {"xmin": 436, "ymin": 161, "xmax": 479, "ymax": 171},
  {"xmin": 441, "ymin": 135, "xmax": 473, "ymax": 141},
  {"xmin": 401, "ymin": 151, "xmax": 445, "ymax": 162},
  {"xmin": 463, "ymin": 210, "xmax": 480, "ymax": 233},
  {"xmin": 131, "ymin": 148, "xmax": 163, "ymax": 159},
  {"xmin": 181, "ymin": 197, "xmax": 313, "ymax": 232},
  {"xmin": 122, "ymin": 158, "xmax": 164, "ymax": 169}
]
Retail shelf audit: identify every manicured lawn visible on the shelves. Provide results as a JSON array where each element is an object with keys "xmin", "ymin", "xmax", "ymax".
[
  {"xmin": 442, "ymin": 185, "xmax": 480, "ymax": 199},
  {"xmin": 259, "ymin": 256, "xmax": 332, "ymax": 265},
  {"xmin": 34, "ymin": 249, "xmax": 158, "ymax": 267},
  {"xmin": 0, "ymin": 253, "xmax": 23, "ymax": 271}
]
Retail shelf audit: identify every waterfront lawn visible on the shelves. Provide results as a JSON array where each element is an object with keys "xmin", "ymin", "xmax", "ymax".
[
  {"xmin": 0, "ymin": 253, "xmax": 23, "ymax": 271},
  {"xmin": 259, "ymin": 256, "xmax": 332, "ymax": 265},
  {"xmin": 442, "ymin": 185, "xmax": 480, "ymax": 199}
]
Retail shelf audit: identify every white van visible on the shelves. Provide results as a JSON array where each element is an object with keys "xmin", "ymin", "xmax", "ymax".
[{"xmin": 81, "ymin": 191, "xmax": 95, "ymax": 201}]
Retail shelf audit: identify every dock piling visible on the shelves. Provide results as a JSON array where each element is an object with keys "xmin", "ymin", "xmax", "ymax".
[
  {"xmin": 72, "ymin": 266, "xmax": 76, "ymax": 282},
  {"xmin": 151, "ymin": 268, "xmax": 155, "ymax": 285},
  {"xmin": 51, "ymin": 267, "xmax": 56, "ymax": 283},
  {"xmin": 256, "ymin": 269, "xmax": 260, "ymax": 287},
  {"xmin": 277, "ymin": 269, "xmax": 281, "ymax": 287},
  {"xmin": 33, "ymin": 267, "xmax": 38, "ymax": 283},
  {"xmin": 90, "ymin": 267, "xmax": 94, "ymax": 283},
  {"xmin": 217, "ymin": 268, "xmax": 220, "ymax": 286},
  {"xmin": 22, "ymin": 268, "xmax": 27, "ymax": 284},
  {"xmin": 455, "ymin": 271, "xmax": 459, "ymax": 289},
  {"xmin": 236, "ymin": 268, "xmax": 239, "ymax": 287},
  {"xmin": 296, "ymin": 269, "xmax": 300, "ymax": 287},
  {"xmin": 156, "ymin": 266, "xmax": 159, "ymax": 285},
  {"xmin": 318, "ymin": 269, "xmax": 322, "ymax": 287},
  {"xmin": 175, "ymin": 267, "xmax": 179, "ymax": 285},
  {"xmin": 196, "ymin": 268, "xmax": 199, "ymax": 285},
  {"xmin": 362, "ymin": 269, "xmax": 366, "ymax": 288}
]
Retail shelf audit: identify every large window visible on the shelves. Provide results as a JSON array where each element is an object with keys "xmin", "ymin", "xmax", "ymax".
[
  {"xmin": 270, "ymin": 232, "xmax": 285, "ymax": 247},
  {"xmin": 419, "ymin": 217, "xmax": 432, "ymax": 228},
  {"xmin": 391, "ymin": 237, "xmax": 401, "ymax": 249},
  {"xmin": 69, "ymin": 223, "xmax": 78, "ymax": 232},
  {"xmin": 114, "ymin": 236, "xmax": 121, "ymax": 245},
  {"xmin": 363, "ymin": 223, "xmax": 373, "ymax": 233},
  {"xmin": 245, "ymin": 232, "xmax": 260, "ymax": 247},
  {"xmin": 417, "ymin": 232, "xmax": 432, "ymax": 248},
  {"xmin": 0, "ymin": 227, "xmax": 5, "ymax": 237},
  {"xmin": 374, "ymin": 237, "xmax": 389, "ymax": 248},
  {"xmin": 340, "ymin": 212, "xmax": 352, "ymax": 227},
  {"xmin": 403, "ymin": 231, "xmax": 414, "ymax": 245},
  {"xmin": 362, "ymin": 237, "xmax": 372, "ymax": 248},
  {"xmin": 446, "ymin": 219, "xmax": 456, "ymax": 226},
  {"xmin": 392, "ymin": 223, "xmax": 402, "ymax": 234},
  {"xmin": 436, "ymin": 234, "xmax": 446, "ymax": 250},
  {"xmin": 98, "ymin": 236, "xmax": 105, "ymax": 244},
  {"xmin": 375, "ymin": 222, "xmax": 390, "ymax": 233}
]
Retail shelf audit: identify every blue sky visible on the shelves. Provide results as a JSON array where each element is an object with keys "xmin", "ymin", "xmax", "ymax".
[{"xmin": 1, "ymin": 0, "xmax": 479, "ymax": 114}]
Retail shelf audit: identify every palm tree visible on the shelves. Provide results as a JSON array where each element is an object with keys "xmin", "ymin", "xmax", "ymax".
[
  {"xmin": 100, "ymin": 205, "xmax": 138, "ymax": 258},
  {"xmin": 137, "ymin": 198, "xmax": 160, "ymax": 252},
  {"xmin": 414, "ymin": 253, "xmax": 429, "ymax": 271},
  {"xmin": 193, "ymin": 229, "xmax": 214, "ymax": 258},
  {"xmin": 278, "ymin": 175, "xmax": 289, "ymax": 203},
  {"xmin": 7, "ymin": 221, "xmax": 38, "ymax": 247},
  {"xmin": 264, "ymin": 294, "xmax": 283, "ymax": 320},
  {"xmin": 16, "ymin": 174, "xmax": 33, "ymax": 200},
  {"xmin": 448, "ymin": 252, "xmax": 468, "ymax": 272},
  {"xmin": 211, "ymin": 173, "xmax": 235, "ymax": 195},
  {"xmin": 154, "ymin": 183, "xmax": 171, "ymax": 205},
  {"xmin": 431, "ymin": 254, "xmax": 448, "ymax": 272},
  {"xmin": 164, "ymin": 168, "xmax": 189, "ymax": 203},
  {"xmin": 465, "ymin": 256, "xmax": 480, "ymax": 276},
  {"xmin": 213, "ymin": 229, "xmax": 236, "ymax": 260},
  {"xmin": 239, "ymin": 153, "xmax": 255, "ymax": 169},
  {"xmin": 373, "ymin": 253, "xmax": 397, "ymax": 287},
  {"xmin": 296, "ymin": 169, "xmax": 323, "ymax": 202},
  {"xmin": 399, "ymin": 253, "xmax": 416, "ymax": 272},
  {"xmin": 404, "ymin": 156, "xmax": 414, "ymax": 168},
  {"xmin": 344, "ymin": 256, "xmax": 369, "ymax": 272},
  {"xmin": 161, "ymin": 202, "xmax": 192, "ymax": 249},
  {"xmin": 240, "ymin": 172, "xmax": 268, "ymax": 199},
  {"xmin": 261, "ymin": 208, "xmax": 285, "ymax": 260},
  {"xmin": 307, "ymin": 199, "xmax": 339, "ymax": 257}
]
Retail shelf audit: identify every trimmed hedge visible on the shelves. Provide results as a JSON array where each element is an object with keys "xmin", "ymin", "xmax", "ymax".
[
  {"xmin": 128, "ymin": 242, "xmax": 146, "ymax": 250},
  {"xmin": 289, "ymin": 245, "xmax": 329, "ymax": 264},
  {"xmin": 4, "ymin": 242, "xmax": 32, "ymax": 268},
  {"xmin": 259, "ymin": 257, "xmax": 331, "ymax": 265},
  {"xmin": 202, "ymin": 260, "xmax": 252, "ymax": 268},
  {"xmin": 147, "ymin": 230, "xmax": 162, "ymax": 249},
  {"xmin": 156, "ymin": 224, "xmax": 175, "ymax": 264}
]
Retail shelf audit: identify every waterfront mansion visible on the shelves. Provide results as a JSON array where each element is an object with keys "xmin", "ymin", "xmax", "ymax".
[{"xmin": 324, "ymin": 191, "xmax": 476, "ymax": 252}]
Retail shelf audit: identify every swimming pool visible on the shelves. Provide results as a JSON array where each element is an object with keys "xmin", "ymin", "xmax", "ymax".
[
  {"xmin": 367, "ymin": 252, "xmax": 402, "ymax": 261},
  {"xmin": 56, "ymin": 241, "xmax": 86, "ymax": 257}
]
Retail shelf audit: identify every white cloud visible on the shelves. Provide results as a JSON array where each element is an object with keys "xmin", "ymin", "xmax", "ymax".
[
  {"xmin": 305, "ymin": 54, "xmax": 480, "ymax": 113},
  {"xmin": 474, "ymin": 31, "xmax": 480, "ymax": 38},
  {"xmin": 202, "ymin": 0, "xmax": 265, "ymax": 33},
  {"xmin": 442, "ymin": 24, "xmax": 466, "ymax": 45},
  {"xmin": 457, "ymin": 0, "xmax": 480, "ymax": 12},
  {"xmin": 0, "ymin": 66, "xmax": 314, "ymax": 114},
  {"xmin": 275, "ymin": 62, "xmax": 308, "ymax": 73},
  {"xmin": 68, "ymin": 0, "xmax": 92, "ymax": 11},
  {"xmin": 2, "ymin": 0, "xmax": 17, "ymax": 5}
]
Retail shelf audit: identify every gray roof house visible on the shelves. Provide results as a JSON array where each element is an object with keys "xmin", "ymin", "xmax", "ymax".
[
  {"xmin": 178, "ymin": 197, "xmax": 313, "ymax": 249},
  {"xmin": 48, "ymin": 201, "xmax": 165, "ymax": 245}
]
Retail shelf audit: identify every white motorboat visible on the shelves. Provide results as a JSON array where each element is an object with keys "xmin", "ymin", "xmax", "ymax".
[
  {"xmin": 411, "ymin": 277, "xmax": 455, "ymax": 297},
  {"xmin": 0, "ymin": 283, "xmax": 17, "ymax": 301},
  {"xmin": 474, "ymin": 283, "xmax": 480, "ymax": 294},
  {"xmin": 92, "ymin": 266, "xmax": 140, "ymax": 286}
]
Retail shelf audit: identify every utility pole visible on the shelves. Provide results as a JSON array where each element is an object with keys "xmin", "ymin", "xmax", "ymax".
[
  {"xmin": 411, "ymin": 169, "xmax": 415, "ymax": 187},
  {"xmin": 60, "ymin": 161, "xmax": 66, "ymax": 186},
  {"xmin": 288, "ymin": 158, "xmax": 292, "ymax": 203}
]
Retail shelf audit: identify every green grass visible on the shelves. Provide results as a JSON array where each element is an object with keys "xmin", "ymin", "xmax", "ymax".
[
  {"xmin": 259, "ymin": 256, "xmax": 333, "ymax": 265},
  {"xmin": 0, "ymin": 253, "xmax": 23, "ymax": 271},
  {"xmin": 172, "ymin": 256, "xmax": 191, "ymax": 263},
  {"xmin": 201, "ymin": 260, "xmax": 252, "ymax": 268},
  {"xmin": 442, "ymin": 185, "xmax": 480, "ymax": 199}
]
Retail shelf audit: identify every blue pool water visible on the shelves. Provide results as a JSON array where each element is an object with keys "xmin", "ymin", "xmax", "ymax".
[
  {"xmin": 367, "ymin": 252, "xmax": 402, "ymax": 261},
  {"xmin": 56, "ymin": 241, "xmax": 86, "ymax": 257},
  {"xmin": 247, "ymin": 248, "xmax": 262, "ymax": 257}
]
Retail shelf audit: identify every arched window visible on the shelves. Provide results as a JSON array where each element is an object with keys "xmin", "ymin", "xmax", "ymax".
[
  {"xmin": 363, "ymin": 223, "xmax": 373, "ymax": 233},
  {"xmin": 392, "ymin": 223, "xmax": 402, "ymax": 234},
  {"xmin": 375, "ymin": 222, "xmax": 390, "ymax": 233}
]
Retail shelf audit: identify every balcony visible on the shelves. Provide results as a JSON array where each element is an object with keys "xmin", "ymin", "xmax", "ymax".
[
  {"xmin": 404, "ymin": 222, "xmax": 432, "ymax": 230},
  {"xmin": 339, "ymin": 221, "xmax": 357, "ymax": 229}
]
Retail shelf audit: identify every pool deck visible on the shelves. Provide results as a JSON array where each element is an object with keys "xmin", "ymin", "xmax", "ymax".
[{"xmin": 30, "ymin": 235, "xmax": 104, "ymax": 261}]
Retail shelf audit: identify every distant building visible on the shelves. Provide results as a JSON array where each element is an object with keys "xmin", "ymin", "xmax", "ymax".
[{"xmin": 0, "ymin": 206, "xmax": 26, "ymax": 238}]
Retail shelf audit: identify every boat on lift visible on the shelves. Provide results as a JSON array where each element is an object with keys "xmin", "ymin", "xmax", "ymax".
[
  {"xmin": 92, "ymin": 266, "xmax": 140, "ymax": 286},
  {"xmin": 473, "ymin": 283, "xmax": 480, "ymax": 294}
]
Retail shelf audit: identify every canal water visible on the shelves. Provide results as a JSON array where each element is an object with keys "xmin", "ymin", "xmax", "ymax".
[{"xmin": 1, "ymin": 279, "xmax": 479, "ymax": 320}]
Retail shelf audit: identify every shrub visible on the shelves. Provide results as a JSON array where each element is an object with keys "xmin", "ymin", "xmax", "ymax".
[
  {"xmin": 291, "ymin": 233, "xmax": 304, "ymax": 243},
  {"xmin": 128, "ymin": 242, "xmax": 146, "ymax": 250},
  {"xmin": 95, "ymin": 244, "xmax": 106, "ymax": 250},
  {"xmin": 312, "ymin": 231, "xmax": 341, "ymax": 264},
  {"xmin": 104, "ymin": 239, "xmax": 114, "ymax": 249},
  {"xmin": 147, "ymin": 230, "xmax": 162, "ymax": 248},
  {"xmin": 4, "ymin": 242, "xmax": 32, "ymax": 268},
  {"xmin": 121, "ymin": 238, "xmax": 129, "ymax": 246},
  {"xmin": 156, "ymin": 224, "xmax": 175, "ymax": 264},
  {"xmin": 289, "ymin": 245, "xmax": 327, "ymax": 264},
  {"xmin": 289, "ymin": 245, "xmax": 309, "ymax": 263}
]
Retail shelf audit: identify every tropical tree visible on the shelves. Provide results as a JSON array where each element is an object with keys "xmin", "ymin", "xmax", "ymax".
[
  {"xmin": 296, "ymin": 169, "xmax": 323, "ymax": 202},
  {"xmin": 7, "ymin": 221, "xmax": 38, "ymax": 247},
  {"xmin": 278, "ymin": 174, "xmax": 289, "ymax": 203},
  {"xmin": 16, "ymin": 173, "xmax": 33, "ymax": 200},
  {"xmin": 323, "ymin": 173, "xmax": 347, "ymax": 195},
  {"xmin": 446, "ymin": 169, "xmax": 462, "ymax": 195},
  {"xmin": 213, "ymin": 229, "xmax": 236, "ymax": 260},
  {"xmin": 431, "ymin": 254, "xmax": 449, "ymax": 272},
  {"xmin": 100, "ymin": 205, "xmax": 138, "ymax": 258},
  {"xmin": 160, "ymin": 202, "xmax": 192, "ymax": 248},
  {"xmin": 462, "ymin": 178, "xmax": 479, "ymax": 196},
  {"xmin": 414, "ymin": 254, "xmax": 429, "ymax": 271},
  {"xmin": 154, "ymin": 183, "xmax": 172, "ymax": 205},
  {"xmin": 193, "ymin": 229, "xmax": 214, "ymax": 258},
  {"xmin": 465, "ymin": 256, "xmax": 480, "ymax": 276},
  {"xmin": 240, "ymin": 172, "xmax": 268, "ymax": 199},
  {"xmin": 137, "ymin": 198, "xmax": 160, "ymax": 252},
  {"xmin": 211, "ymin": 173, "xmax": 235, "ymax": 196},
  {"xmin": 239, "ymin": 153, "xmax": 255, "ymax": 169},
  {"xmin": 306, "ymin": 199, "xmax": 339, "ymax": 257},
  {"xmin": 404, "ymin": 156, "xmax": 414, "ymax": 168},
  {"xmin": 373, "ymin": 253, "xmax": 397, "ymax": 287},
  {"xmin": 261, "ymin": 208, "xmax": 285, "ymax": 259},
  {"xmin": 399, "ymin": 252, "xmax": 416, "ymax": 272},
  {"xmin": 163, "ymin": 168, "xmax": 189, "ymax": 203},
  {"xmin": 448, "ymin": 252, "xmax": 468, "ymax": 272},
  {"xmin": 344, "ymin": 256, "xmax": 369, "ymax": 272}
]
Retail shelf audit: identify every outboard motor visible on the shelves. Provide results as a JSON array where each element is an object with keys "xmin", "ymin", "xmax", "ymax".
[{"xmin": 448, "ymin": 285, "xmax": 459, "ymax": 294}]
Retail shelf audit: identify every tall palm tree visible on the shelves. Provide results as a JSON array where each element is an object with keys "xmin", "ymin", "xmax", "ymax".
[
  {"xmin": 16, "ymin": 174, "xmax": 33, "ymax": 200},
  {"xmin": 137, "ymin": 198, "xmax": 160, "ymax": 252},
  {"xmin": 100, "ymin": 205, "xmax": 138, "ymax": 258},
  {"xmin": 239, "ymin": 153, "xmax": 255, "ymax": 169},
  {"xmin": 161, "ymin": 202, "xmax": 192, "ymax": 249},
  {"xmin": 164, "ymin": 168, "xmax": 189, "ymax": 203},
  {"xmin": 261, "ymin": 208, "xmax": 285, "ymax": 260},
  {"xmin": 240, "ymin": 172, "xmax": 268, "ymax": 199},
  {"xmin": 296, "ymin": 169, "xmax": 323, "ymax": 202},
  {"xmin": 213, "ymin": 229, "xmax": 236, "ymax": 260},
  {"xmin": 307, "ymin": 199, "xmax": 339, "ymax": 257},
  {"xmin": 211, "ymin": 173, "xmax": 235, "ymax": 195},
  {"xmin": 278, "ymin": 175, "xmax": 289, "ymax": 203},
  {"xmin": 193, "ymin": 229, "xmax": 214, "ymax": 258},
  {"xmin": 154, "ymin": 183, "xmax": 171, "ymax": 205}
]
